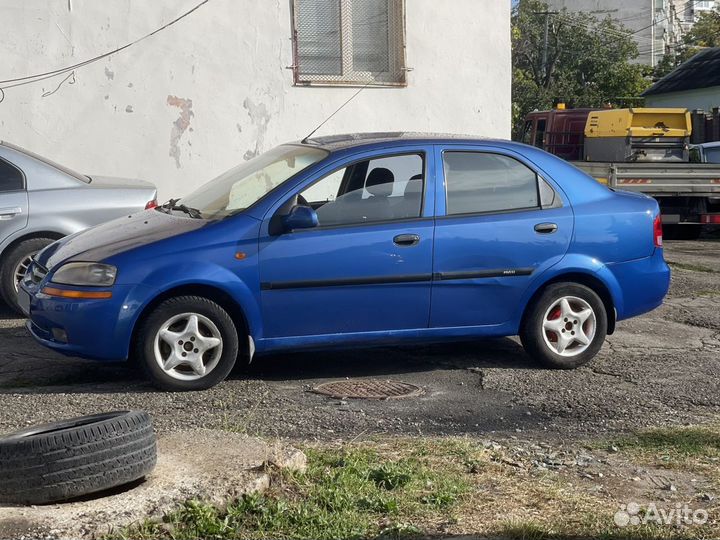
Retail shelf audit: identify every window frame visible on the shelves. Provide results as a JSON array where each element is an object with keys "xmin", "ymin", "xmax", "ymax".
[
  {"xmin": 0, "ymin": 157, "xmax": 27, "ymax": 193},
  {"xmin": 282, "ymin": 150, "xmax": 428, "ymax": 232},
  {"xmin": 290, "ymin": 0, "xmax": 408, "ymax": 88},
  {"xmin": 439, "ymin": 150, "xmax": 550, "ymax": 219}
]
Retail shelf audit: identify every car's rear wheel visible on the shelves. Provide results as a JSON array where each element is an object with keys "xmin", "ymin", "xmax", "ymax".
[
  {"xmin": 520, "ymin": 283, "xmax": 607, "ymax": 369},
  {"xmin": 136, "ymin": 296, "xmax": 239, "ymax": 391},
  {"xmin": 0, "ymin": 237, "xmax": 54, "ymax": 315}
]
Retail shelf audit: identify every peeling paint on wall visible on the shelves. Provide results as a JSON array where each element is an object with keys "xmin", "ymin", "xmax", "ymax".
[
  {"xmin": 167, "ymin": 95, "xmax": 193, "ymax": 169},
  {"xmin": 242, "ymin": 97, "xmax": 270, "ymax": 160}
]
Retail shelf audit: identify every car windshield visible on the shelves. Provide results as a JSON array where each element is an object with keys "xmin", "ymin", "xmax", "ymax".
[{"xmin": 178, "ymin": 145, "xmax": 328, "ymax": 219}]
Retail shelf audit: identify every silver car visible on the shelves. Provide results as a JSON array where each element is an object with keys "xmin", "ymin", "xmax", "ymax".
[{"xmin": 0, "ymin": 141, "xmax": 157, "ymax": 313}]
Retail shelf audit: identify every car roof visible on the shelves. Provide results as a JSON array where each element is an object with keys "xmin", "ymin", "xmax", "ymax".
[
  {"xmin": 298, "ymin": 132, "xmax": 519, "ymax": 152},
  {"xmin": 693, "ymin": 141, "xmax": 720, "ymax": 149}
]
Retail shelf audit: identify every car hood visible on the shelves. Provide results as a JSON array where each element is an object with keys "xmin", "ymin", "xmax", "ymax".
[
  {"xmin": 37, "ymin": 210, "xmax": 207, "ymax": 270},
  {"xmin": 86, "ymin": 175, "xmax": 156, "ymax": 190}
]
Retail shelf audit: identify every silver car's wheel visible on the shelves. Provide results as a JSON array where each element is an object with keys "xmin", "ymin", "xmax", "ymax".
[
  {"xmin": 541, "ymin": 296, "xmax": 597, "ymax": 357},
  {"xmin": 153, "ymin": 312, "xmax": 223, "ymax": 381},
  {"xmin": 0, "ymin": 237, "xmax": 54, "ymax": 316},
  {"xmin": 13, "ymin": 252, "xmax": 37, "ymax": 293}
]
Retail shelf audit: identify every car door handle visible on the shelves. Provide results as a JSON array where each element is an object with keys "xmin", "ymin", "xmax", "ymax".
[
  {"xmin": 534, "ymin": 222, "xmax": 558, "ymax": 234},
  {"xmin": 393, "ymin": 234, "xmax": 420, "ymax": 246},
  {"xmin": 0, "ymin": 207, "xmax": 22, "ymax": 220}
]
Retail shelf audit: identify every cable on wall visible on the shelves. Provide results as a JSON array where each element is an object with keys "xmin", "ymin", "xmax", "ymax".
[{"xmin": 0, "ymin": 0, "xmax": 211, "ymax": 101}]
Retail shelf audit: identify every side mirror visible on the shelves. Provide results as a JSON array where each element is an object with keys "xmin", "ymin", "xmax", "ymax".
[{"xmin": 282, "ymin": 205, "xmax": 318, "ymax": 231}]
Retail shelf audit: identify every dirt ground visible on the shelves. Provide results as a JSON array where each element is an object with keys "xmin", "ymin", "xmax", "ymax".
[{"xmin": 0, "ymin": 239, "xmax": 718, "ymax": 443}]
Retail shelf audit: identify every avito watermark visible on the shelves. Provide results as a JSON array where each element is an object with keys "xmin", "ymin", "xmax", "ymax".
[{"xmin": 615, "ymin": 502, "xmax": 708, "ymax": 528}]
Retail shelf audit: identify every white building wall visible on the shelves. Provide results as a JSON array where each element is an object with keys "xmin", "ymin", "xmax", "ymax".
[
  {"xmin": 0, "ymin": 0, "xmax": 511, "ymax": 199},
  {"xmin": 645, "ymin": 87, "xmax": 720, "ymax": 111}
]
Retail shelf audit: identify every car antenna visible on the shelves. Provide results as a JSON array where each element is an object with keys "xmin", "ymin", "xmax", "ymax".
[{"xmin": 302, "ymin": 77, "xmax": 376, "ymax": 144}]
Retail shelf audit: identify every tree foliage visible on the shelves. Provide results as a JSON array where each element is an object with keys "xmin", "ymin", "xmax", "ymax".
[{"xmin": 512, "ymin": 0, "xmax": 651, "ymax": 136}]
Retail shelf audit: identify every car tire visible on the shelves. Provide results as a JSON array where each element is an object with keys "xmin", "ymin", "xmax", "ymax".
[
  {"xmin": 0, "ymin": 410, "xmax": 156, "ymax": 504},
  {"xmin": 0, "ymin": 237, "xmax": 55, "ymax": 315},
  {"xmin": 136, "ymin": 296, "xmax": 239, "ymax": 391},
  {"xmin": 520, "ymin": 283, "xmax": 607, "ymax": 370}
]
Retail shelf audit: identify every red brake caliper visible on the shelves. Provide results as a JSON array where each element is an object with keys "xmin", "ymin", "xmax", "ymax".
[{"xmin": 546, "ymin": 306, "xmax": 561, "ymax": 343}]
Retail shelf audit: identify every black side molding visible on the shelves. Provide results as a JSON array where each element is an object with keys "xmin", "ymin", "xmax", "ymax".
[
  {"xmin": 434, "ymin": 268, "xmax": 534, "ymax": 281},
  {"xmin": 261, "ymin": 268, "xmax": 534, "ymax": 290},
  {"xmin": 261, "ymin": 274, "xmax": 432, "ymax": 291}
]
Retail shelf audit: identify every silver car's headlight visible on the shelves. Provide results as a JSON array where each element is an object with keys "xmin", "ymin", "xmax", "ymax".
[{"xmin": 51, "ymin": 262, "xmax": 117, "ymax": 287}]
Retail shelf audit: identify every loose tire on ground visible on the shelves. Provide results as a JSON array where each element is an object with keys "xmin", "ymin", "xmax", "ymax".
[
  {"xmin": 136, "ymin": 295, "xmax": 240, "ymax": 391},
  {"xmin": 520, "ymin": 282, "xmax": 608, "ymax": 370},
  {"xmin": 0, "ymin": 411, "xmax": 157, "ymax": 505},
  {"xmin": 0, "ymin": 237, "xmax": 54, "ymax": 314}
]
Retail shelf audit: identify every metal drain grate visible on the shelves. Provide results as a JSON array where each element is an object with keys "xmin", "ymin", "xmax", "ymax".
[{"xmin": 312, "ymin": 379, "xmax": 424, "ymax": 400}]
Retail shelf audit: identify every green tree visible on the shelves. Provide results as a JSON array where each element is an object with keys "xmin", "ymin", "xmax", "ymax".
[{"xmin": 512, "ymin": 0, "xmax": 651, "ymax": 137}]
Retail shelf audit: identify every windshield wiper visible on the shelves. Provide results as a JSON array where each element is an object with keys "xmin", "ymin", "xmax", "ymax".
[{"xmin": 160, "ymin": 198, "xmax": 203, "ymax": 218}]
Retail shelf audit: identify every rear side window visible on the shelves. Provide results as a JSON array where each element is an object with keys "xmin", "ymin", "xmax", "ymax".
[
  {"xmin": 0, "ymin": 159, "xmax": 24, "ymax": 192},
  {"xmin": 443, "ymin": 152, "xmax": 539, "ymax": 216}
]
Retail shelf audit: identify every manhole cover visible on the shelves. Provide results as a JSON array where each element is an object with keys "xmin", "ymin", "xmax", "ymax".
[{"xmin": 312, "ymin": 379, "xmax": 424, "ymax": 400}]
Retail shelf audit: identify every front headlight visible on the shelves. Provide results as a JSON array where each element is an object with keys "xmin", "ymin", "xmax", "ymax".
[{"xmin": 51, "ymin": 262, "xmax": 117, "ymax": 287}]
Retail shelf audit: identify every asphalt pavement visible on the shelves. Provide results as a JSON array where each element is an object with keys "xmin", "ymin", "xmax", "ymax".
[{"xmin": 0, "ymin": 238, "xmax": 718, "ymax": 442}]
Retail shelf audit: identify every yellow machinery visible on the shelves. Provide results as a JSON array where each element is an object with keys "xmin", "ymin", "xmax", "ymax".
[{"xmin": 584, "ymin": 108, "xmax": 692, "ymax": 162}]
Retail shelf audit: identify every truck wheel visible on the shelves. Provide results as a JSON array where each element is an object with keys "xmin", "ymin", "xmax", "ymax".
[
  {"xmin": 520, "ymin": 283, "xmax": 607, "ymax": 369},
  {"xmin": 136, "ymin": 296, "xmax": 239, "ymax": 391},
  {"xmin": 0, "ymin": 411, "xmax": 156, "ymax": 504},
  {"xmin": 0, "ymin": 237, "xmax": 54, "ymax": 314}
]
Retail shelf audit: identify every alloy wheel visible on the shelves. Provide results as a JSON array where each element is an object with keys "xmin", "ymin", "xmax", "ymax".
[
  {"xmin": 153, "ymin": 312, "xmax": 223, "ymax": 381},
  {"xmin": 13, "ymin": 253, "xmax": 37, "ymax": 293},
  {"xmin": 541, "ymin": 296, "xmax": 597, "ymax": 357}
]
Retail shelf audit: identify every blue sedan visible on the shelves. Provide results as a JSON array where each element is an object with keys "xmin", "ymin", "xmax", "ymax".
[{"xmin": 19, "ymin": 134, "xmax": 670, "ymax": 391}]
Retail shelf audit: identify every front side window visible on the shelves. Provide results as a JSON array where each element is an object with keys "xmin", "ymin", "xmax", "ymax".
[
  {"xmin": 0, "ymin": 159, "xmax": 24, "ymax": 192},
  {"xmin": 291, "ymin": 0, "xmax": 406, "ymax": 86},
  {"xmin": 300, "ymin": 153, "xmax": 424, "ymax": 227},
  {"xmin": 179, "ymin": 145, "xmax": 328, "ymax": 219},
  {"xmin": 443, "ymin": 152, "xmax": 540, "ymax": 216}
]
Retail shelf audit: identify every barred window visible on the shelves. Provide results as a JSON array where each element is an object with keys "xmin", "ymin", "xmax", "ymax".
[{"xmin": 291, "ymin": 0, "xmax": 407, "ymax": 87}]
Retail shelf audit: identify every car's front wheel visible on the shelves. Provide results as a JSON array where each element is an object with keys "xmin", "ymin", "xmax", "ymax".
[
  {"xmin": 0, "ymin": 237, "xmax": 55, "ymax": 315},
  {"xmin": 136, "ymin": 296, "xmax": 239, "ymax": 391},
  {"xmin": 520, "ymin": 283, "xmax": 607, "ymax": 369}
]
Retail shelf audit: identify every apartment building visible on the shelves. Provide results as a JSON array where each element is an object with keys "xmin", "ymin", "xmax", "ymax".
[{"xmin": 543, "ymin": 0, "xmax": 686, "ymax": 66}]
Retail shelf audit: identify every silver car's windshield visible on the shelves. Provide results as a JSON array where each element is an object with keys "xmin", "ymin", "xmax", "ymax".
[{"xmin": 179, "ymin": 145, "xmax": 328, "ymax": 219}]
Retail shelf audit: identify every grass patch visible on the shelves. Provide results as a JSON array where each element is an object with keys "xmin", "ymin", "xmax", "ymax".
[
  {"xmin": 610, "ymin": 426, "xmax": 720, "ymax": 459},
  {"xmin": 113, "ymin": 443, "xmax": 471, "ymax": 540},
  {"xmin": 111, "ymin": 433, "xmax": 720, "ymax": 540},
  {"xmin": 666, "ymin": 261, "xmax": 717, "ymax": 273},
  {"xmin": 495, "ymin": 518, "xmax": 709, "ymax": 540}
]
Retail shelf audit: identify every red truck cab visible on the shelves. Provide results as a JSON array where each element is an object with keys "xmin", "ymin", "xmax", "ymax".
[{"xmin": 521, "ymin": 107, "xmax": 595, "ymax": 161}]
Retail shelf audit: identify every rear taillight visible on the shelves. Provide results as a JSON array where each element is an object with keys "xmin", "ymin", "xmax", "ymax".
[
  {"xmin": 701, "ymin": 214, "xmax": 720, "ymax": 224},
  {"xmin": 653, "ymin": 214, "xmax": 663, "ymax": 248},
  {"xmin": 145, "ymin": 199, "xmax": 158, "ymax": 210}
]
